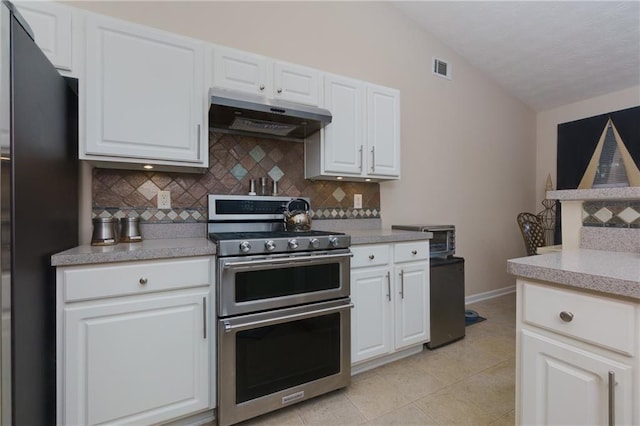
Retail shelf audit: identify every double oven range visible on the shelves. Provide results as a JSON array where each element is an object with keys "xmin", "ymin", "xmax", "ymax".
[{"xmin": 208, "ymin": 195, "xmax": 352, "ymax": 426}]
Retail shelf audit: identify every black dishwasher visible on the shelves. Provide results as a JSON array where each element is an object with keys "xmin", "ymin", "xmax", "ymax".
[{"xmin": 427, "ymin": 256, "xmax": 465, "ymax": 349}]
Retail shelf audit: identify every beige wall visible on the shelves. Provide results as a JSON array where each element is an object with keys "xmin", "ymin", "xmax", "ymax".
[
  {"xmin": 536, "ymin": 86, "xmax": 640, "ymax": 205},
  {"xmin": 68, "ymin": 1, "xmax": 537, "ymax": 297}
]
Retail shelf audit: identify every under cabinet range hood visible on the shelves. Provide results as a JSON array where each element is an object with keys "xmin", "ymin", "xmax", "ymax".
[{"xmin": 208, "ymin": 88, "xmax": 332, "ymax": 141}]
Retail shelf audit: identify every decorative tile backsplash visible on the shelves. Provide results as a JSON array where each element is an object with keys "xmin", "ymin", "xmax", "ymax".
[
  {"xmin": 583, "ymin": 200, "xmax": 640, "ymax": 228},
  {"xmin": 92, "ymin": 132, "xmax": 381, "ymax": 222}
]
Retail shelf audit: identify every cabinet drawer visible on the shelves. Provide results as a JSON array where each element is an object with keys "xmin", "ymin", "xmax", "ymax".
[
  {"xmin": 393, "ymin": 241, "xmax": 430, "ymax": 263},
  {"xmin": 522, "ymin": 282, "xmax": 636, "ymax": 356},
  {"xmin": 62, "ymin": 257, "xmax": 211, "ymax": 302},
  {"xmin": 351, "ymin": 245, "xmax": 390, "ymax": 268}
]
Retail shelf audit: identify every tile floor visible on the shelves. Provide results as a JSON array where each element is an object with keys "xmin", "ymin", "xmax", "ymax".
[{"xmin": 238, "ymin": 292, "xmax": 517, "ymax": 426}]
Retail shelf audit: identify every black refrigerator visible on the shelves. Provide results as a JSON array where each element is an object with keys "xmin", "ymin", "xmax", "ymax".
[{"xmin": 1, "ymin": 2, "xmax": 79, "ymax": 425}]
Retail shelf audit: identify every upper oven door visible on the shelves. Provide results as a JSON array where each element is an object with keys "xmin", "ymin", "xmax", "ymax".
[{"xmin": 217, "ymin": 249, "xmax": 351, "ymax": 317}]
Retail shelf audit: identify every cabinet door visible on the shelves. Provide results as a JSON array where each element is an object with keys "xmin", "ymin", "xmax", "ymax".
[
  {"xmin": 63, "ymin": 290, "xmax": 210, "ymax": 426},
  {"xmin": 394, "ymin": 261, "xmax": 429, "ymax": 349},
  {"xmin": 274, "ymin": 61, "xmax": 320, "ymax": 106},
  {"xmin": 520, "ymin": 330, "xmax": 633, "ymax": 426},
  {"xmin": 84, "ymin": 15, "xmax": 206, "ymax": 164},
  {"xmin": 322, "ymin": 74, "xmax": 365, "ymax": 175},
  {"xmin": 212, "ymin": 46, "xmax": 269, "ymax": 95},
  {"xmin": 15, "ymin": 2, "xmax": 72, "ymax": 71},
  {"xmin": 367, "ymin": 84, "xmax": 400, "ymax": 178},
  {"xmin": 351, "ymin": 267, "xmax": 393, "ymax": 363}
]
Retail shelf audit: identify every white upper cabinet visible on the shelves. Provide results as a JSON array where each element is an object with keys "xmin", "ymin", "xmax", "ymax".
[
  {"xmin": 82, "ymin": 13, "xmax": 208, "ymax": 169},
  {"xmin": 14, "ymin": 1, "xmax": 76, "ymax": 75},
  {"xmin": 212, "ymin": 46, "xmax": 270, "ymax": 95},
  {"xmin": 305, "ymin": 75, "xmax": 401, "ymax": 181},
  {"xmin": 212, "ymin": 46, "xmax": 321, "ymax": 106},
  {"xmin": 367, "ymin": 84, "xmax": 401, "ymax": 177},
  {"xmin": 273, "ymin": 61, "xmax": 321, "ymax": 106},
  {"xmin": 320, "ymin": 74, "xmax": 365, "ymax": 175}
]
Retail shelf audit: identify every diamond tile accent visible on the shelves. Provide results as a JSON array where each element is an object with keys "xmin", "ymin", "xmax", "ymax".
[
  {"xmin": 137, "ymin": 180, "xmax": 160, "ymax": 201},
  {"xmin": 268, "ymin": 165, "xmax": 284, "ymax": 182},
  {"xmin": 618, "ymin": 206, "xmax": 640, "ymax": 224},
  {"xmin": 249, "ymin": 146, "xmax": 266, "ymax": 162},
  {"xmin": 167, "ymin": 211, "xmax": 178, "ymax": 220},
  {"xmin": 141, "ymin": 211, "xmax": 153, "ymax": 220},
  {"xmin": 332, "ymin": 187, "xmax": 346, "ymax": 202},
  {"xmin": 154, "ymin": 211, "xmax": 166, "ymax": 220},
  {"xmin": 179, "ymin": 211, "xmax": 190, "ymax": 220},
  {"xmin": 593, "ymin": 207, "xmax": 613, "ymax": 222},
  {"xmin": 230, "ymin": 164, "xmax": 248, "ymax": 181}
]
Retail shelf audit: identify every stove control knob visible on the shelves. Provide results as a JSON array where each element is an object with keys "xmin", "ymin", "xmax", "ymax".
[
  {"xmin": 239, "ymin": 241, "xmax": 251, "ymax": 253},
  {"xmin": 288, "ymin": 239, "xmax": 299, "ymax": 249},
  {"xmin": 265, "ymin": 240, "xmax": 276, "ymax": 252},
  {"xmin": 309, "ymin": 238, "xmax": 320, "ymax": 249},
  {"xmin": 329, "ymin": 237, "xmax": 340, "ymax": 247}
]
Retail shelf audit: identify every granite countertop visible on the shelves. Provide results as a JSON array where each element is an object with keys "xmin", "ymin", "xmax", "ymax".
[
  {"xmin": 508, "ymin": 249, "xmax": 640, "ymax": 301},
  {"xmin": 345, "ymin": 229, "xmax": 433, "ymax": 245},
  {"xmin": 52, "ymin": 228, "xmax": 431, "ymax": 267},
  {"xmin": 547, "ymin": 187, "xmax": 640, "ymax": 201},
  {"xmin": 51, "ymin": 238, "xmax": 217, "ymax": 267}
]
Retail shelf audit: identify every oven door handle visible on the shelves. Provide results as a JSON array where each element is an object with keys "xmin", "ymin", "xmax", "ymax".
[
  {"xmin": 223, "ymin": 302, "xmax": 355, "ymax": 333},
  {"xmin": 222, "ymin": 252, "xmax": 353, "ymax": 269}
]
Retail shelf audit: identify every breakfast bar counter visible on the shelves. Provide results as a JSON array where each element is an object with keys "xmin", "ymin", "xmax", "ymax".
[{"xmin": 508, "ymin": 249, "xmax": 640, "ymax": 301}]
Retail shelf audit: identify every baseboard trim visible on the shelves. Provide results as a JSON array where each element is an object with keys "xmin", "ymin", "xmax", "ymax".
[
  {"xmin": 351, "ymin": 344, "xmax": 424, "ymax": 375},
  {"xmin": 465, "ymin": 285, "xmax": 516, "ymax": 305}
]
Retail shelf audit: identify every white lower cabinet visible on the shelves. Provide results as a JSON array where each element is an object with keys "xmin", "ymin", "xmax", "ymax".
[
  {"xmin": 517, "ymin": 279, "xmax": 639, "ymax": 425},
  {"xmin": 57, "ymin": 257, "xmax": 214, "ymax": 426},
  {"xmin": 394, "ymin": 262, "xmax": 429, "ymax": 350},
  {"xmin": 351, "ymin": 266, "xmax": 393, "ymax": 363},
  {"xmin": 520, "ymin": 329, "xmax": 633, "ymax": 425},
  {"xmin": 351, "ymin": 242, "xmax": 429, "ymax": 366}
]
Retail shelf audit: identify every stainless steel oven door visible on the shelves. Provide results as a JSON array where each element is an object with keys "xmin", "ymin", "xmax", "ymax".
[
  {"xmin": 217, "ymin": 249, "xmax": 351, "ymax": 317},
  {"xmin": 217, "ymin": 299, "xmax": 352, "ymax": 426}
]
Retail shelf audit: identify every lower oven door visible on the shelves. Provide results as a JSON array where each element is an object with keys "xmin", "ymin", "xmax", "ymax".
[
  {"xmin": 217, "ymin": 299, "xmax": 352, "ymax": 426},
  {"xmin": 218, "ymin": 249, "xmax": 351, "ymax": 316}
]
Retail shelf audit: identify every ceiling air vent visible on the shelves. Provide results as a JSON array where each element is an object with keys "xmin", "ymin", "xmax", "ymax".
[{"xmin": 433, "ymin": 58, "xmax": 451, "ymax": 80}]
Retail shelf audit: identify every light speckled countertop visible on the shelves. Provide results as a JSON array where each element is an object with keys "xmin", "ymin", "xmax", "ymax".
[
  {"xmin": 344, "ymin": 229, "xmax": 432, "ymax": 245},
  {"xmin": 51, "ymin": 229, "xmax": 430, "ymax": 266},
  {"xmin": 508, "ymin": 249, "xmax": 640, "ymax": 300},
  {"xmin": 51, "ymin": 238, "xmax": 217, "ymax": 266}
]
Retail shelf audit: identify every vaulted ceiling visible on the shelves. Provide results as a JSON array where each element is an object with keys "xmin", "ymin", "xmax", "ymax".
[{"xmin": 392, "ymin": 1, "xmax": 640, "ymax": 111}]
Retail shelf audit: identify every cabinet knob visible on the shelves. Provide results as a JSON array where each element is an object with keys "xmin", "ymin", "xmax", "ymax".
[
  {"xmin": 369, "ymin": 254, "xmax": 375, "ymax": 260},
  {"xmin": 411, "ymin": 250, "xmax": 417, "ymax": 255},
  {"xmin": 559, "ymin": 311, "xmax": 573, "ymax": 322},
  {"xmin": 277, "ymin": 88, "xmax": 282, "ymax": 94},
  {"xmin": 139, "ymin": 277, "xmax": 148, "ymax": 285},
  {"xmin": 259, "ymin": 85, "xmax": 265, "ymax": 91}
]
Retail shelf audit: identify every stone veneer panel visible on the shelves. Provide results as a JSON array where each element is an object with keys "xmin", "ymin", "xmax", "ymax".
[{"xmin": 92, "ymin": 132, "xmax": 381, "ymax": 222}]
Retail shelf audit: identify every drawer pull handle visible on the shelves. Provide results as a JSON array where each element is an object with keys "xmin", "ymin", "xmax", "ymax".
[
  {"xmin": 411, "ymin": 250, "xmax": 417, "ymax": 255},
  {"xmin": 139, "ymin": 278, "xmax": 148, "ymax": 285},
  {"xmin": 559, "ymin": 311, "xmax": 573, "ymax": 322},
  {"xmin": 369, "ymin": 254, "xmax": 375, "ymax": 260}
]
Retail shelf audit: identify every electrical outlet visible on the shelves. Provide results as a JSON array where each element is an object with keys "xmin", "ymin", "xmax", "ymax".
[
  {"xmin": 354, "ymin": 194, "xmax": 363, "ymax": 209},
  {"xmin": 157, "ymin": 190, "xmax": 171, "ymax": 209}
]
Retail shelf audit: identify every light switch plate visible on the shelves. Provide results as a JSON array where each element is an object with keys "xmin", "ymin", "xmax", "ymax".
[{"xmin": 354, "ymin": 194, "xmax": 363, "ymax": 209}]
